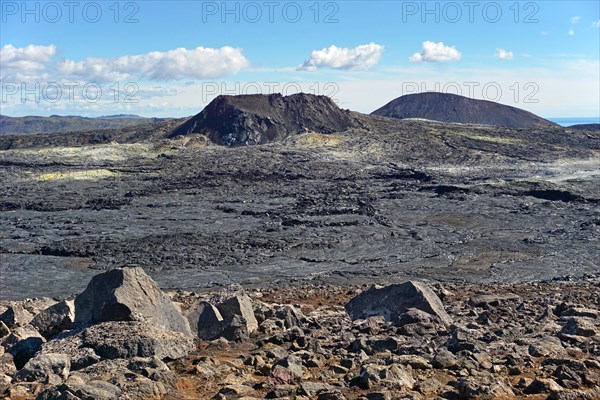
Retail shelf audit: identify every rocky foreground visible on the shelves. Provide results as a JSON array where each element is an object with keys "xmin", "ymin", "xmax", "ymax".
[{"xmin": 1, "ymin": 268, "xmax": 599, "ymax": 399}]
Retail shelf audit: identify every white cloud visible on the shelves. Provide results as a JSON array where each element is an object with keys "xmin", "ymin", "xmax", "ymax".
[
  {"xmin": 540, "ymin": 31, "xmax": 550, "ymax": 36},
  {"xmin": 330, "ymin": 61, "xmax": 600, "ymax": 116},
  {"xmin": 496, "ymin": 48, "xmax": 514, "ymax": 60},
  {"xmin": 568, "ymin": 29, "xmax": 575, "ymax": 36},
  {"xmin": 0, "ymin": 44, "xmax": 57, "ymax": 81},
  {"xmin": 56, "ymin": 46, "xmax": 250, "ymax": 82},
  {"xmin": 409, "ymin": 41, "xmax": 461, "ymax": 63},
  {"xmin": 571, "ymin": 16, "xmax": 580, "ymax": 24},
  {"xmin": 298, "ymin": 43, "xmax": 384, "ymax": 71},
  {"xmin": 593, "ymin": 20, "xmax": 600, "ymax": 28}
]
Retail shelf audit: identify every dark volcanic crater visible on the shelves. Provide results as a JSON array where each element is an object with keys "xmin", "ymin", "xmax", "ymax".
[
  {"xmin": 372, "ymin": 92, "xmax": 559, "ymax": 129},
  {"xmin": 170, "ymin": 93, "xmax": 356, "ymax": 145}
]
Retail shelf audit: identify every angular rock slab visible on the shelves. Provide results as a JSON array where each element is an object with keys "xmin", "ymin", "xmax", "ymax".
[
  {"xmin": 74, "ymin": 267, "xmax": 191, "ymax": 336},
  {"xmin": 2, "ymin": 325, "xmax": 45, "ymax": 369},
  {"xmin": 40, "ymin": 321, "xmax": 193, "ymax": 366},
  {"xmin": 185, "ymin": 301, "xmax": 223, "ymax": 339},
  {"xmin": 31, "ymin": 300, "xmax": 75, "ymax": 339},
  {"xmin": 0, "ymin": 304, "xmax": 33, "ymax": 329},
  {"xmin": 81, "ymin": 321, "xmax": 194, "ymax": 360},
  {"xmin": 217, "ymin": 294, "xmax": 259, "ymax": 333},
  {"xmin": 14, "ymin": 352, "xmax": 70, "ymax": 384},
  {"xmin": 186, "ymin": 299, "xmax": 255, "ymax": 341},
  {"xmin": 36, "ymin": 375, "xmax": 122, "ymax": 400},
  {"xmin": 345, "ymin": 281, "xmax": 452, "ymax": 326}
]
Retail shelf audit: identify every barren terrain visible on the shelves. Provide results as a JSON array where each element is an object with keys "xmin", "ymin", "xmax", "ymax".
[{"xmin": 0, "ymin": 114, "xmax": 598, "ymax": 299}]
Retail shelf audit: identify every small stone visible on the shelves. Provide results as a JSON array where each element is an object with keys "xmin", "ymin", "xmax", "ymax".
[
  {"xmin": 0, "ymin": 321, "xmax": 10, "ymax": 339},
  {"xmin": 561, "ymin": 317, "xmax": 597, "ymax": 337},
  {"xmin": 529, "ymin": 336, "xmax": 566, "ymax": 357},
  {"xmin": 330, "ymin": 364, "xmax": 349, "ymax": 374},
  {"xmin": 524, "ymin": 378, "xmax": 563, "ymax": 394},
  {"xmin": 299, "ymin": 382, "xmax": 334, "ymax": 397},
  {"xmin": 417, "ymin": 377, "xmax": 443, "ymax": 395},
  {"xmin": 2, "ymin": 325, "xmax": 45, "ymax": 369},
  {"xmin": 394, "ymin": 355, "xmax": 431, "ymax": 370},
  {"xmin": 366, "ymin": 392, "xmax": 390, "ymax": 400},
  {"xmin": 217, "ymin": 383, "xmax": 255, "ymax": 397},
  {"xmin": 317, "ymin": 390, "xmax": 347, "ymax": 400},
  {"xmin": 468, "ymin": 293, "xmax": 521, "ymax": 308},
  {"xmin": 14, "ymin": 352, "xmax": 70, "ymax": 384},
  {"xmin": 432, "ymin": 348, "xmax": 459, "ymax": 369},
  {"xmin": 561, "ymin": 307, "xmax": 599, "ymax": 319},
  {"xmin": 217, "ymin": 295, "xmax": 259, "ymax": 334},
  {"xmin": 269, "ymin": 354, "xmax": 303, "ymax": 385},
  {"xmin": 0, "ymin": 305, "xmax": 33, "ymax": 329},
  {"xmin": 456, "ymin": 376, "xmax": 514, "ymax": 398},
  {"xmin": 30, "ymin": 300, "xmax": 75, "ymax": 339}
]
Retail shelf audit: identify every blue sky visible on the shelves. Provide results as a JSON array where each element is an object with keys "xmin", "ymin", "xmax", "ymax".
[{"xmin": 1, "ymin": 1, "xmax": 599, "ymax": 118}]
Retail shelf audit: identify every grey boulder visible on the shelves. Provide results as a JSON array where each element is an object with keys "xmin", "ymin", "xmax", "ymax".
[
  {"xmin": 345, "ymin": 281, "xmax": 452, "ymax": 326},
  {"xmin": 217, "ymin": 294, "xmax": 259, "ymax": 334},
  {"xmin": 74, "ymin": 267, "xmax": 191, "ymax": 336},
  {"xmin": 185, "ymin": 301, "xmax": 223, "ymax": 339},
  {"xmin": 80, "ymin": 321, "xmax": 194, "ymax": 360},
  {"xmin": 186, "ymin": 298, "xmax": 256, "ymax": 342}
]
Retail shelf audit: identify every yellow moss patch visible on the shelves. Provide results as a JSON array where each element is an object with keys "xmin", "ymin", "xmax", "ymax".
[
  {"xmin": 453, "ymin": 132, "xmax": 523, "ymax": 144},
  {"xmin": 31, "ymin": 169, "xmax": 120, "ymax": 182},
  {"xmin": 291, "ymin": 132, "xmax": 344, "ymax": 147},
  {"xmin": 7, "ymin": 143, "xmax": 158, "ymax": 162}
]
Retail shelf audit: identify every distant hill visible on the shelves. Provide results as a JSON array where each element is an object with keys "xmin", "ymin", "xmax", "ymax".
[
  {"xmin": 568, "ymin": 123, "xmax": 600, "ymax": 131},
  {"xmin": 0, "ymin": 115, "xmax": 172, "ymax": 136},
  {"xmin": 170, "ymin": 93, "xmax": 356, "ymax": 145},
  {"xmin": 95, "ymin": 114, "xmax": 149, "ymax": 120},
  {"xmin": 0, "ymin": 118, "xmax": 188, "ymax": 150},
  {"xmin": 371, "ymin": 92, "xmax": 558, "ymax": 129}
]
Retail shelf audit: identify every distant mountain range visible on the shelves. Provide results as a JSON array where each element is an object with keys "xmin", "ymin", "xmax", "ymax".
[
  {"xmin": 3, "ymin": 93, "xmax": 597, "ymax": 140},
  {"xmin": 169, "ymin": 92, "xmax": 575, "ymax": 146},
  {"xmin": 0, "ymin": 114, "xmax": 173, "ymax": 136},
  {"xmin": 371, "ymin": 92, "xmax": 558, "ymax": 129}
]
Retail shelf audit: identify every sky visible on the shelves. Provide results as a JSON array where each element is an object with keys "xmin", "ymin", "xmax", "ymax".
[{"xmin": 1, "ymin": 0, "xmax": 599, "ymax": 118}]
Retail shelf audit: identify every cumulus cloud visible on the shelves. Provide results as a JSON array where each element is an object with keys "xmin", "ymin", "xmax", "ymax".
[
  {"xmin": 593, "ymin": 20, "xmax": 600, "ymax": 28},
  {"xmin": 56, "ymin": 46, "xmax": 250, "ymax": 82},
  {"xmin": 568, "ymin": 29, "xmax": 575, "ymax": 36},
  {"xmin": 2, "ymin": 44, "xmax": 250, "ymax": 83},
  {"xmin": 298, "ymin": 43, "xmax": 384, "ymax": 71},
  {"xmin": 496, "ymin": 48, "xmax": 514, "ymax": 60},
  {"xmin": 409, "ymin": 41, "xmax": 461, "ymax": 63},
  {"xmin": 0, "ymin": 44, "xmax": 57, "ymax": 80},
  {"xmin": 571, "ymin": 16, "xmax": 581, "ymax": 24}
]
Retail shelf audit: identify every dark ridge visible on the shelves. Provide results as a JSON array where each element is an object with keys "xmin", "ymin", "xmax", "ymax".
[
  {"xmin": 523, "ymin": 189, "xmax": 585, "ymax": 203},
  {"xmin": 0, "ymin": 114, "xmax": 173, "ymax": 136},
  {"xmin": 371, "ymin": 92, "xmax": 558, "ymax": 129},
  {"xmin": 169, "ymin": 93, "xmax": 356, "ymax": 146},
  {"xmin": 0, "ymin": 118, "xmax": 186, "ymax": 150},
  {"xmin": 568, "ymin": 123, "xmax": 600, "ymax": 131}
]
